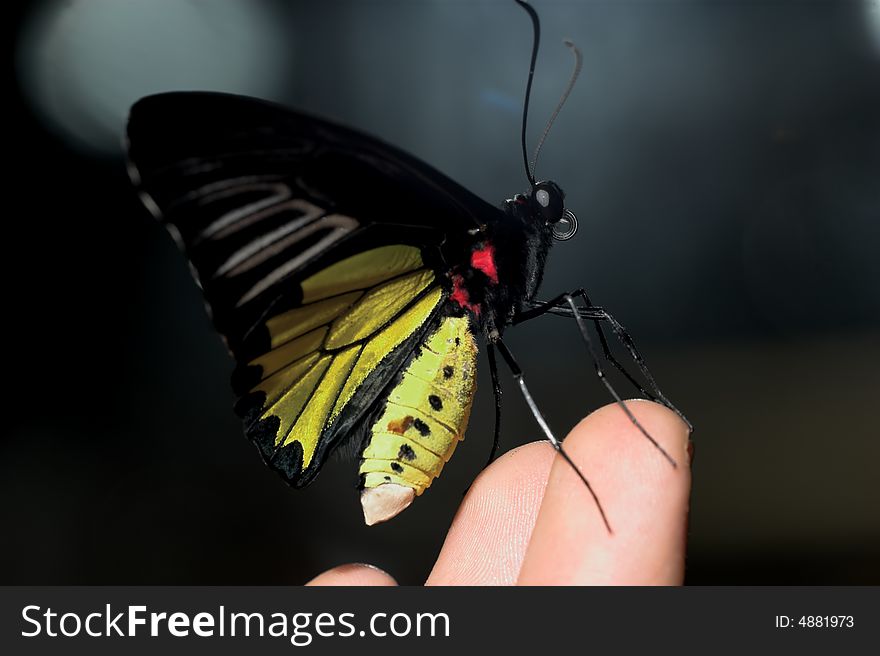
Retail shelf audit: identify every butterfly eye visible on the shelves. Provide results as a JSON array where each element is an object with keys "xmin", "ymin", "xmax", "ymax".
[{"xmin": 531, "ymin": 180, "xmax": 565, "ymax": 224}]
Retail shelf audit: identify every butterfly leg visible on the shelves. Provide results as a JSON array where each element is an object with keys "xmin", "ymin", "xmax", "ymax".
[
  {"xmin": 493, "ymin": 337, "xmax": 612, "ymax": 533},
  {"xmin": 515, "ymin": 292, "xmax": 680, "ymax": 466},
  {"xmin": 485, "ymin": 343, "xmax": 504, "ymax": 469},
  {"xmin": 576, "ymin": 291, "xmax": 690, "ymax": 429},
  {"xmin": 516, "ymin": 292, "xmax": 652, "ymax": 401},
  {"xmin": 521, "ymin": 290, "xmax": 691, "ymax": 432}
]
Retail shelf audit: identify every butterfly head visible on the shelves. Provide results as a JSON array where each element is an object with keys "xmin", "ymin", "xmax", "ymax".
[{"xmin": 530, "ymin": 180, "xmax": 578, "ymax": 241}]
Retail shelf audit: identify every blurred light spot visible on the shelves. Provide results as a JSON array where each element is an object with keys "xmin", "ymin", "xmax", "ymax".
[
  {"xmin": 16, "ymin": 0, "xmax": 292, "ymax": 155},
  {"xmin": 869, "ymin": 0, "xmax": 880, "ymax": 53}
]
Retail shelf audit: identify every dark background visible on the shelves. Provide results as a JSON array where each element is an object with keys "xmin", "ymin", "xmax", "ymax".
[{"xmin": 4, "ymin": 0, "xmax": 878, "ymax": 585}]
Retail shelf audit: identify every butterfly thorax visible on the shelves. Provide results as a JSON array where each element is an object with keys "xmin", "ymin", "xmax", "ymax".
[{"xmin": 446, "ymin": 193, "xmax": 555, "ymax": 338}]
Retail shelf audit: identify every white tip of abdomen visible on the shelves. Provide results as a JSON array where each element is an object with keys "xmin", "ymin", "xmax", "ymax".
[{"xmin": 361, "ymin": 484, "xmax": 415, "ymax": 526}]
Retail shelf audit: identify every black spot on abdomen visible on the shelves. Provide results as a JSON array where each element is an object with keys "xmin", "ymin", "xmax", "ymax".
[
  {"xmin": 390, "ymin": 462, "xmax": 403, "ymax": 473},
  {"xmin": 443, "ymin": 365, "xmax": 454, "ymax": 379},
  {"xmin": 398, "ymin": 444, "xmax": 416, "ymax": 461},
  {"xmin": 428, "ymin": 395, "xmax": 443, "ymax": 411},
  {"xmin": 413, "ymin": 418, "xmax": 431, "ymax": 436}
]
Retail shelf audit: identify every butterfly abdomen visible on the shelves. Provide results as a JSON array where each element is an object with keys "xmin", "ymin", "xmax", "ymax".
[{"xmin": 359, "ymin": 315, "xmax": 477, "ymax": 525}]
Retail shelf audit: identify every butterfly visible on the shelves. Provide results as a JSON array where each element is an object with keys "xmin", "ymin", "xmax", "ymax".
[{"xmin": 126, "ymin": 0, "xmax": 686, "ymax": 529}]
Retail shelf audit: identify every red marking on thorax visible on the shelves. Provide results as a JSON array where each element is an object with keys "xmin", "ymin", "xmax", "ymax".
[
  {"xmin": 450, "ymin": 274, "xmax": 480, "ymax": 316},
  {"xmin": 470, "ymin": 244, "xmax": 499, "ymax": 284},
  {"xmin": 450, "ymin": 242, "xmax": 498, "ymax": 316}
]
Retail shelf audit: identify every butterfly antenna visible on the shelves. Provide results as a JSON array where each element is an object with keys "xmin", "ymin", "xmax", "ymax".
[
  {"xmin": 531, "ymin": 39, "xmax": 583, "ymax": 176},
  {"xmin": 515, "ymin": 0, "xmax": 540, "ymax": 188}
]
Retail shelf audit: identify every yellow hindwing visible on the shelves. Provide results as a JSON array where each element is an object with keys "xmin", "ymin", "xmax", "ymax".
[{"xmin": 244, "ymin": 245, "xmax": 446, "ymax": 471}]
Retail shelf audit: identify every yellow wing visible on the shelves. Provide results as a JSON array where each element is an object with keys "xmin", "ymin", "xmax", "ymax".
[{"xmin": 234, "ymin": 244, "xmax": 447, "ymax": 486}]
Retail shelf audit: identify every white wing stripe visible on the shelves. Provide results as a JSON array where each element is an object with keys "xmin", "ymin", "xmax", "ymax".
[
  {"xmin": 198, "ymin": 181, "xmax": 292, "ymax": 240},
  {"xmin": 184, "ymin": 175, "xmax": 282, "ymax": 203},
  {"xmin": 235, "ymin": 214, "xmax": 358, "ymax": 307},
  {"xmin": 214, "ymin": 200, "xmax": 326, "ymax": 278}
]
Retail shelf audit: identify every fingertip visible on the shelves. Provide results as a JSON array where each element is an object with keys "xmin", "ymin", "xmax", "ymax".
[
  {"xmin": 518, "ymin": 400, "xmax": 692, "ymax": 585},
  {"xmin": 427, "ymin": 441, "xmax": 555, "ymax": 585},
  {"xmin": 568, "ymin": 399, "xmax": 691, "ymax": 473},
  {"xmin": 306, "ymin": 563, "xmax": 398, "ymax": 586}
]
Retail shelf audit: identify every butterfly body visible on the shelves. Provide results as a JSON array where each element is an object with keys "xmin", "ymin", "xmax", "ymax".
[{"xmin": 128, "ymin": 91, "xmax": 569, "ymax": 524}]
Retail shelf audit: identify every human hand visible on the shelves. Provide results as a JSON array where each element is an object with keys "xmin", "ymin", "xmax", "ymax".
[{"xmin": 308, "ymin": 400, "xmax": 692, "ymax": 586}]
